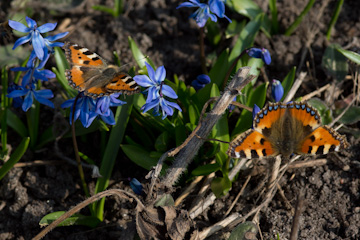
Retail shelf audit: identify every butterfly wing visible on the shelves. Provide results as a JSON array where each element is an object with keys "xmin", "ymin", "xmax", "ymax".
[
  {"xmin": 298, "ymin": 125, "xmax": 349, "ymax": 155},
  {"xmin": 227, "ymin": 129, "xmax": 276, "ymax": 159},
  {"xmin": 64, "ymin": 42, "xmax": 107, "ymax": 92},
  {"xmin": 104, "ymin": 72, "xmax": 139, "ymax": 95}
]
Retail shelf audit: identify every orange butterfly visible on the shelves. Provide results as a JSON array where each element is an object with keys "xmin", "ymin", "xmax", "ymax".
[
  {"xmin": 63, "ymin": 42, "xmax": 140, "ymax": 98},
  {"xmin": 227, "ymin": 102, "xmax": 349, "ymax": 159}
]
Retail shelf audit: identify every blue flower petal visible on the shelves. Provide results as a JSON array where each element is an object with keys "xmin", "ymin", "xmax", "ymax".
[
  {"xmin": 25, "ymin": 17, "xmax": 37, "ymax": 28},
  {"xmin": 129, "ymin": 178, "xmax": 143, "ymax": 195},
  {"xmin": 161, "ymin": 85, "xmax": 178, "ymax": 99},
  {"xmin": 37, "ymin": 22, "xmax": 57, "ymax": 33},
  {"xmin": 142, "ymin": 98, "xmax": 160, "ymax": 113},
  {"xmin": 165, "ymin": 100, "xmax": 182, "ymax": 112},
  {"xmin": 7, "ymin": 89, "xmax": 28, "ymax": 98},
  {"xmin": 22, "ymin": 91, "xmax": 33, "ymax": 112},
  {"xmin": 133, "ymin": 75, "xmax": 154, "ymax": 87},
  {"xmin": 12, "ymin": 34, "xmax": 31, "ymax": 49},
  {"xmin": 35, "ymin": 89, "xmax": 54, "ymax": 99},
  {"xmin": 191, "ymin": 80, "xmax": 206, "ymax": 90},
  {"xmin": 8, "ymin": 20, "xmax": 30, "ymax": 33},
  {"xmin": 145, "ymin": 62, "xmax": 156, "ymax": 84},
  {"xmin": 271, "ymin": 80, "xmax": 284, "ymax": 102},
  {"xmin": 45, "ymin": 31, "xmax": 69, "ymax": 41},
  {"xmin": 100, "ymin": 110, "xmax": 115, "ymax": 125},
  {"xmin": 176, "ymin": 2, "xmax": 197, "ymax": 8},
  {"xmin": 61, "ymin": 98, "xmax": 74, "ymax": 108},
  {"xmin": 10, "ymin": 67, "xmax": 28, "ymax": 72},
  {"xmin": 32, "ymin": 32, "xmax": 46, "ymax": 60},
  {"xmin": 196, "ymin": 74, "xmax": 211, "ymax": 84},
  {"xmin": 262, "ymin": 49, "xmax": 271, "ymax": 65},
  {"xmin": 154, "ymin": 66, "xmax": 166, "ymax": 84}
]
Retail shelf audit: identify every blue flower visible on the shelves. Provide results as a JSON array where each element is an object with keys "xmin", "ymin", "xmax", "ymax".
[
  {"xmin": 271, "ymin": 79, "xmax": 284, "ymax": 102},
  {"xmin": 95, "ymin": 93, "xmax": 127, "ymax": 125},
  {"xmin": 129, "ymin": 178, "xmax": 143, "ymax": 195},
  {"xmin": 61, "ymin": 94, "xmax": 98, "ymax": 128},
  {"xmin": 142, "ymin": 95, "xmax": 182, "ymax": 120},
  {"xmin": 7, "ymin": 83, "xmax": 24, "ymax": 108},
  {"xmin": 9, "ymin": 17, "xmax": 68, "ymax": 60},
  {"xmin": 252, "ymin": 104, "xmax": 261, "ymax": 129},
  {"xmin": 228, "ymin": 96, "xmax": 237, "ymax": 112},
  {"xmin": 209, "ymin": 0, "xmax": 231, "ymax": 23},
  {"xmin": 191, "ymin": 74, "xmax": 211, "ymax": 90},
  {"xmin": 177, "ymin": 0, "xmax": 217, "ymax": 28},
  {"xmin": 7, "ymin": 85, "xmax": 54, "ymax": 112},
  {"xmin": 133, "ymin": 63, "xmax": 182, "ymax": 119},
  {"xmin": 247, "ymin": 48, "xmax": 271, "ymax": 65},
  {"xmin": 11, "ymin": 51, "xmax": 55, "ymax": 87}
]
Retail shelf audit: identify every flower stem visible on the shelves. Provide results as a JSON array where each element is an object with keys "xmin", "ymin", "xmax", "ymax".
[
  {"xmin": 71, "ymin": 94, "xmax": 91, "ymax": 199},
  {"xmin": 199, "ymin": 27, "xmax": 208, "ymax": 75}
]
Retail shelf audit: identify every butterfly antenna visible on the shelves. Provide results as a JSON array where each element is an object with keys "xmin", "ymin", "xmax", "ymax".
[{"xmin": 195, "ymin": 134, "xmax": 230, "ymax": 144}]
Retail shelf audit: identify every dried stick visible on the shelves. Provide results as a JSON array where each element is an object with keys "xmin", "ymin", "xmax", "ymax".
[
  {"xmin": 189, "ymin": 158, "xmax": 247, "ymax": 219},
  {"xmin": 289, "ymin": 191, "xmax": 305, "ymax": 240},
  {"xmin": 162, "ymin": 67, "xmax": 255, "ymax": 187},
  {"xmin": 301, "ymin": 83, "xmax": 331, "ymax": 101},
  {"xmin": 198, "ymin": 213, "xmax": 241, "ymax": 240},
  {"xmin": 224, "ymin": 174, "xmax": 251, "ymax": 216},
  {"xmin": 283, "ymin": 72, "xmax": 307, "ymax": 102}
]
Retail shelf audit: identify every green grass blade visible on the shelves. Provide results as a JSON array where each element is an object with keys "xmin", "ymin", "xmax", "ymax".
[
  {"xmin": 1, "ymin": 67, "xmax": 9, "ymax": 155},
  {"xmin": 326, "ymin": 0, "xmax": 344, "ymax": 40},
  {"xmin": 336, "ymin": 47, "xmax": 360, "ymax": 65},
  {"xmin": 0, "ymin": 137, "xmax": 30, "ymax": 180},
  {"xmin": 6, "ymin": 109, "xmax": 28, "ymax": 137},
  {"xmin": 94, "ymin": 95, "xmax": 135, "ymax": 220},
  {"xmin": 269, "ymin": 0, "xmax": 279, "ymax": 34},
  {"xmin": 284, "ymin": 0, "xmax": 315, "ymax": 36}
]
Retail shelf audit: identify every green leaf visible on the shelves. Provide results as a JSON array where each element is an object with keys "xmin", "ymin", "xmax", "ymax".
[
  {"xmin": 206, "ymin": 21, "xmax": 222, "ymax": 45},
  {"xmin": 39, "ymin": 211, "xmax": 100, "ymax": 228},
  {"xmin": 227, "ymin": 0, "xmax": 271, "ymax": 37},
  {"xmin": 336, "ymin": 47, "xmax": 360, "ymax": 65},
  {"xmin": 228, "ymin": 221, "xmax": 257, "ymax": 240},
  {"xmin": 94, "ymin": 97, "xmax": 135, "ymax": 220},
  {"xmin": 0, "ymin": 44, "xmax": 24, "ymax": 68},
  {"xmin": 326, "ymin": 0, "xmax": 344, "ymax": 40},
  {"xmin": 211, "ymin": 176, "xmax": 232, "ymax": 198},
  {"xmin": 269, "ymin": 0, "xmax": 279, "ymax": 34},
  {"xmin": 229, "ymin": 14, "xmax": 263, "ymax": 64},
  {"xmin": 6, "ymin": 109, "xmax": 28, "ymax": 138},
  {"xmin": 128, "ymin": 36, "xmax": 154, "ymax": 69},
  {"xmin": 208, "ymin": 49, "xmax": 230, "ymax": 91},
  {"xmin": 338, "ymin": 106, "xmax": 360, "ymax": 125},
  {"xmin": 225, "ymin": 19, "xmax": 246, "ymax": 39},
  {"xmin": 232, "ymin": 82, "xmax": 268, "ymax": 136},
  {"xmin": 53, "ymin": 47, "xmax": 77, "ymax": 98},
  {"xmin": 92, "ymin": 5, "xmax": 115, "ymax": 17},
  {"xmin": 281, "ymin": 67, "xmax": 296, "ymax": 101},
  {"xmin": 0, "ymin": 137, "xmax": 29, "ymax": 180},
  {"xmin": 247, "ymin": 57, "xmax": 264, "ymax": 84},
  {"xmin": 227, "ymin": 0, "xmax": 263, "ymax": 19},
  {"xmin": 154, "ymin": 131, "xmax": 169, "ymax": 152},
  {"xmin": 307, "ymin": 98, "xmax": 332, "ymax": 124},
  {"xmin": 191, "ymin": 163, "xmax": 221, "ymax": 176},
  {"xmin": 121, "ymin": 144, "xmax": 158, "ymax": 170},
  {"xmin": 284, "ymin": 0, "xmax": 315, "ymax": 36},
  {"xmin": 154, "ymin": 194, "xmax": 175, "ymax": 207},
  {"xmin": 322, "ymin": 44, "xmax": 348, "ymax": 81}
]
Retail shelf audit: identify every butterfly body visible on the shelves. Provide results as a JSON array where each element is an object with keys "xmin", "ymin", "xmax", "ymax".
[
  {"xmin": 228, "ymin": 102, "xmax": 349, "ymax": 159},
  {"xmin": 63, "ymin": 42, "xmax": 139, "ymax": 98}
]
